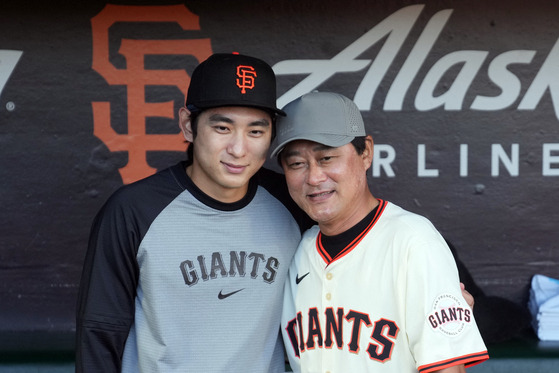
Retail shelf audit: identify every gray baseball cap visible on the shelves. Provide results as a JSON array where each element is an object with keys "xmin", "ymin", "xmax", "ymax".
[{"xmin": 270, "ymin": 91, "xmax": 366, "ymax": 158}]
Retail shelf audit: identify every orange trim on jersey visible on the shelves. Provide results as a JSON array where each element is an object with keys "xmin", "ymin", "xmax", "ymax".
[
  {"xmin": 418, "ymin": 350, "xmax": 489, "ymax": 373},
  {"xmin": 316, "ymin": 199, "xmax": 387, "ymax": 265}
]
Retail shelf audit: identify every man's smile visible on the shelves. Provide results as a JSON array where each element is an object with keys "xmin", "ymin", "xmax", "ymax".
[
  {"xmin": 222, "ymin": 161, "xmax": 247, "ymax": 174},
  {"xmin": 308, "ymin": 190, "xmax": 334, "ymax": 199}
]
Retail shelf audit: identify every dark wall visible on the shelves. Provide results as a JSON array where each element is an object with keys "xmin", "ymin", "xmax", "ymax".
[{"xmin": 0, "ymin": 0, "xmax": 557, "ymax": 337}]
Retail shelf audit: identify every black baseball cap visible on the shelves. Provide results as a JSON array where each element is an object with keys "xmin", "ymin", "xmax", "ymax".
[{"xmin": 185, "ymin": 53, "xmax": 285, "ymax": 116}]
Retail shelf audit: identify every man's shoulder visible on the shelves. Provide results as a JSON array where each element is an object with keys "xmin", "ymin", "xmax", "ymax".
[
  {"xmin": 255, "ymin": 166, "xmax": 286, "ymax": 188},
  {"xmin": 257, "ymin": 167, "xmax": 315, "ymax": 232},
  {"xmin": 379, "ymin": 201, "xmax": 445, "ymax": 247},
  {"xmin": 301, "ymin": 225, "xmax": 320, "ymax": 241},
  {"xmin": 381, "ymin": 201, "xmax": 434, "ymax": 227},
  {"xmin": 101, "ymin": 162, "xmax": 186, "ymax": 214}
]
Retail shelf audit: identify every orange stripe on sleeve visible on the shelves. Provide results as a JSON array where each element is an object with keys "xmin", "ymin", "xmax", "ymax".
[{"xmin": 418, "ymin": 351, "xmax": 489, "ymax": 373}]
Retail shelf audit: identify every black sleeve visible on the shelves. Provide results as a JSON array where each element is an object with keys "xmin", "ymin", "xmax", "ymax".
[
  {"xmin": 75, "ymin": 190, "xmax": 141, "ymax": 373},
  {"xmin": 75, "ymin": 164, "xmax": 187, "ymax": 372},
  {"xmin": 257, "ymin": 167, "xmax": 315, "ymax": 233}
]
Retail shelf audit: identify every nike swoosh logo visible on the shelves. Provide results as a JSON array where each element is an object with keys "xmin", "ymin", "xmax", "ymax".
[
  {"xmin": 296, "ymin": 272, "xmax": 310, "ymax": 284},
  {"xmin": 218, "ymin": 288, "xmax": 244, "ymax": 300}
]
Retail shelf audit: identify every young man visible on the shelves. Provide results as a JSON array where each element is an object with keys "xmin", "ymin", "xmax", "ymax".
[
  {"xmin": 75, "ymin": 53, "xmax": 310, "ymax": 372},
  {"xmin": 273, "ymin": 92, "xmax": 489, "ymax": 373}
]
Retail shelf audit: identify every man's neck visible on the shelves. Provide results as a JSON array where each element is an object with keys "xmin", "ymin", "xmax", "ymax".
[
  {"xmin": 318, "ymin": 195, "xmax": 379, "ymax": 236},
  {"xmin": 185, "ymin": 164, "xmax": 249, "ymax": 204}
]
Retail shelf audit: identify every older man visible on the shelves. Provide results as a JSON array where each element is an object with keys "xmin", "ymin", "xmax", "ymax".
[{"xmin": 272, "ymin": 92, "xmax": 489, "ymax": 373}]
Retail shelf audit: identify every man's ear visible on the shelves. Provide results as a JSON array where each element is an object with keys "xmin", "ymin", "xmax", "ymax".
[
  {"xmin": 362, "ymin": 135, "xmax": 374, "ymax": 169},
  {"xmin": 178, "ymin": 107, "xmax": 194, "ymax": 142}
]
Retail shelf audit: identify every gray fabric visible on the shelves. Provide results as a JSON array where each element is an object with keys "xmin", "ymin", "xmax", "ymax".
[
  {"xmin": 270, "ymin": 92, "xmax": 366, "ymax": 158},
  {"xmin": 122, "ymin": 185, "xmax": 301, "ymax": 372}
]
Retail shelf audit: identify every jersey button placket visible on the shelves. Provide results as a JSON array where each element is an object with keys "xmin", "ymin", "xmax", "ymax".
[
  {"xmin": 324, "ymin": 271, "xmax": 333, "ymax": 301},
  {"xmin": 323, "ymin": 271, "xmax": 334, "ymax": 373}
]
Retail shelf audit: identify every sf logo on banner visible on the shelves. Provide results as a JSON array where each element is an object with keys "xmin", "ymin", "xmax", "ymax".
[{"xmin": 91, "ymin": 5, "xmax": 212, "ymax": 184}]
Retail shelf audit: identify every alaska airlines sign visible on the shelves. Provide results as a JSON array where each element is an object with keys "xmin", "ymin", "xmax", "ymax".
[
  {"xmin": 91, "ymin": 4, "xmax": 559, "ymax": 183},
  {"xmin": 0, "ymin": 50, "xmax": 23, "ymax": 100},
  {"xmin": 274, "ymin": 4, "xmax": 559, "ymax": 117}
]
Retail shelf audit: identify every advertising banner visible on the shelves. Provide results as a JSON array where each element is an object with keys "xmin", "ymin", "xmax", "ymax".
[{"xmin": 0, "ymin": 0, "xmax": 557, "ymax": 342}]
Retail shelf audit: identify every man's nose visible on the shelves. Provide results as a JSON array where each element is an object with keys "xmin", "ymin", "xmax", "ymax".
[
  {"xmin": 306, "ymin": 162, "xmax": 327, "ymax": 185},
  {"xmin": 227, "ymin": 132, "xmax": 247, "ymax": 157}
]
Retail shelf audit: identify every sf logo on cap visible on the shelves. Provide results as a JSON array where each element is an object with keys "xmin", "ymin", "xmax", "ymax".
[{"xmin": 236, "ymin": 65, "xmax": 256, "ymax": 94}]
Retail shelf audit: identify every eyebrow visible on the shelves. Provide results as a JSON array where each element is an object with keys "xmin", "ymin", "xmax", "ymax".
[
  {"xmin": 282, "ymin": 143, "xmax": 335, "ymax": 158},
  {"xmin": 207, "ymin": 113, "xmax": 271, "ymax": 127}
]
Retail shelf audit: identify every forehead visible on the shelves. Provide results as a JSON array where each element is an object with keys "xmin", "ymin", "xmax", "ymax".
[
  {"xmin": 281, "ymin": 140, "xmax": 358, "ymax": 158},
  {"xmin": 199, "ymin": 106, "xmax": 272, "ymax": 123},
  {"xmin": 282, "ymin": 140, "xmax": 331, "ymax": 154}
]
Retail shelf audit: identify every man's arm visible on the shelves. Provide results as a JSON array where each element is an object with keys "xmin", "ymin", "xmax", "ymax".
[
  {"xmin": 434, "ymin": 364, "xmax": 466, "ymax": 373},
  {"xmin": 461, "ymin": 282, "xmax": 474, "ymax": 309},
  {"xmin": 407, "ymin": 232, "xmax": 489, "ymax": 373},
  {"xmin": 75, "ymin": 195, "xmax": 140, "ymax": 372}
]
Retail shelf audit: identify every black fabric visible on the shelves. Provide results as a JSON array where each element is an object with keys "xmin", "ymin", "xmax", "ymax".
[
  {"xmin": 182, "ymin": 160, "xmax": 260, "ymax": 212},
  {"xmin": 76, "ymin": 163, "xmax": 189, "ymax": 372},
  {"xmin": 446, "ymin": 239, "xmax": 533, "ymax": 344},
  {"xmin": 185, "ymin": 53, "xmax": 285, "ymax": 116},
  {"xmin": 319, "ymin": 206, "xmax": 379, "ymax": 259},
  {"xmin": 257, "ymin": 167, "xmax": 315, "ymax": 233}
]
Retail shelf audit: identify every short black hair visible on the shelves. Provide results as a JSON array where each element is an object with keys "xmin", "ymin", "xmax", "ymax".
[
  {"xmin": 350, "ymin": 136, "xmax": 367, "ymax": 155},
  {"xmin": 186, "ymin": 111, "xmax": 201, "ymax": 161}
]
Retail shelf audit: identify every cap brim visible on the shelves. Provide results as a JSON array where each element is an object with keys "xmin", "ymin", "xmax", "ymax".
[
  {"xmin": 189, "ymin": 101, "xmax": 285, "ymax": 116},
  {"xmin": 270, "ymin": 133, "xmax": 354, "ymax": 158}
]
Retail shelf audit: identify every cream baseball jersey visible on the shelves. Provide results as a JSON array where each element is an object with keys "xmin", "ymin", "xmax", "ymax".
[{"xmin": 281, "ymin": 200, "xmax": 488, "ymax": 373}]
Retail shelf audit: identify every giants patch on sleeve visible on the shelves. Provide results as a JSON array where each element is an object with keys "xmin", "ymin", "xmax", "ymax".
[{"xmin": 427, "ymin": 293, "xmax": 472, "ymax": 337}]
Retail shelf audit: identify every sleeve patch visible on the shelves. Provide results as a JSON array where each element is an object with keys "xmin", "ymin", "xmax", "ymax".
[{"xmin": 426, "ymin": 293, "xmax": 472, "ymax": 337}]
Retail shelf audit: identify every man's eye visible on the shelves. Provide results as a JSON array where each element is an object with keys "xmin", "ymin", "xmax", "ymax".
[
  {"xmin": 287, "ymin": 161, "xmax": 304, "ymax": 169},
  {"xmin": 214, "ymin": 126, "xmax": 229, "ymax": 132}
]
